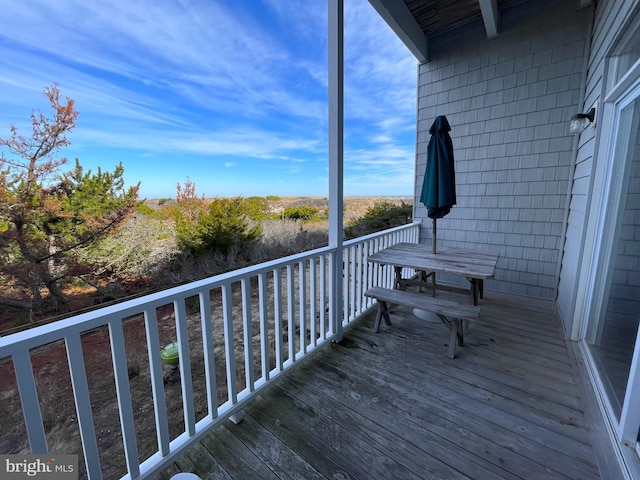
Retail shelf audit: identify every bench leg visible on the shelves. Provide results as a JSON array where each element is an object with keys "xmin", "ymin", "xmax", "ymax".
[
  {"xmin": 373, "ymin": 300, "xmax": 392, "ymax": 333},
  {"xmin": 418, "ymin": 270, "xmax": 436, "ymax": 296},
  {"xmin": 448, "ymin": 322, "xmax": 458, "ymax": 358},
  {"xmin": 466, "ymin": 278, "xmax": 484, "ymax": 305},
  {"xmin": 471, "ymin": 279, "xmax": 478, "ymax": 305},
  {"xmin": 373, "ymin": 305, "xmax": 383, "ymax": 332},
  {"xmin": 456, "ymin": 319, "xmax": 464, "ymax": 347},
  {"xmin": 448, "ymin": 319, "xmax": 464, "ymax": 359},
  {"xmin": 393, "ymin": 266, "xmax": 403, "ymax": 290},
  {"xmin": 431, "ymin": 271, "xmax": 436, "ymax": 297},
  {"xmin": 463, "ymin": 320, "xmax": 470, "ymax": 335}
]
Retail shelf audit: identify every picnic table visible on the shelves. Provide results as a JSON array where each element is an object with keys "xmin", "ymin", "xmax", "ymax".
[{"xmin": 367, "ymin": 243, "xmax": 499, "ymax": 305}]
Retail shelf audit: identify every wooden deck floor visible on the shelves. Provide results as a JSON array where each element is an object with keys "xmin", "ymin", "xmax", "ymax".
[{"xmin": 156, "ymin": 290, "xmax": 603, "ymax": 480}]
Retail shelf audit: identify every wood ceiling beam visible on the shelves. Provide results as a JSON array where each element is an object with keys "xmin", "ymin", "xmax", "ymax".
[
  {"xmin": 368, "ymin": 0, "xmax": 429, "ymax": 63},
  {"xmin": 478, "ymin": 0, "xmax": 499, "ymax": 38}
]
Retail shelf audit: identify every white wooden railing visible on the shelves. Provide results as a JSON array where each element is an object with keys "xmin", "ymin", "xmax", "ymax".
[{"xmin": 0, "ymin": 222, "xmax": 419, "ymax": 479}]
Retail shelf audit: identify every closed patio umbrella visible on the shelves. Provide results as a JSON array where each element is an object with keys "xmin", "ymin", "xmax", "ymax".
[{"xmin": 420, "ymin": 115, "xmax": 456, "ymax": 253}]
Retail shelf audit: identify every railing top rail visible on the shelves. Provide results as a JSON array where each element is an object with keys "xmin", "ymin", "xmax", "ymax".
[
  {"xmin": 0, "ymin": 244, "xmax": 337, "ymax": 355},
  {"xmin": 343, "ymin": 221, "xmax": 419, "ymax": 247},
  {"xmin": 0, "ymin": 222, "xmax": 419, "ymax": 356}
]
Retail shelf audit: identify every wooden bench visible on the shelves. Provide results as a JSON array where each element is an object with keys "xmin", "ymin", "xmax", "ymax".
[{"xmin": 364, "ymin": 286, "xmax": 481, "ymax": 358}]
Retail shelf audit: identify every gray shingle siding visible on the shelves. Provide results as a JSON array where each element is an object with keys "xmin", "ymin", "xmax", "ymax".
[
  {"xmin": 557, "ymin": 0, "xmax": 639, "ymax": 334},
  {"xmin": 414, "ymin": 0, "xmax": 591, "ymax": 299}
]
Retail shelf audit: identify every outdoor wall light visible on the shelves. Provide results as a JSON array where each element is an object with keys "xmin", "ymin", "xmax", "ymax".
[{"xmin": 569, "ymin": 107, "xmax": 596, "ymax": 134}]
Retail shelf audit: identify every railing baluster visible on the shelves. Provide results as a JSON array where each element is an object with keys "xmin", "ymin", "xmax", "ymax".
[
  {"xmin": 174, "ymin": 299, "xmax": 196, "ymax": 436},
  {"xmin": 350, "ymin": 245, "xmax": 356, "ymax": 321},
  {"xmin": 273, "ymin": 269, "xmax": 284, "ymax": 371},
  {"xmin": 222, "ymin": 283, "xmax": 238, "ymax": 404},
  {"xmin": 356, "ymin": 242, "xmax": 363, "ymax": 316},
  {"xmin": 144, "ymin": 309, "xmax": 171, "ymax": 454},
  {"xmin": 320, "ymin": 254, "xmax": 327, "ymax": 339},
  {"xmin": 309, "ymin": 258, "xmax": 317, "ymax": 347},
  {"xmin": 198, "ymin": 291, "xmax": 218, "ymax": 419},
  {"xmin": 343, "ymin": 247, "xmax": 349, "ymax": 325},
  {"xmin": 287, "ymin": 264, "xmax": 296, "ymax": 361},
  {"xmin": 258, "ymin": 272, "xmax": 269, "ymax": 380},
  {"xmin": 241, "ymin": 278, "xmax": 254, "ymax": 391},
  {"xmin": 65, "ymin": 334, "xmax": 102, "ymax": 478},
  {"xmin": 380, "ymin": 260, "xmax": 386, "ymax": 289},
  {"xmin": 371, "ymin": 239, "xmax": 379, "ymax": 297},
  {"xmin": 384, "ymin": 238, "xmax": 391, "ymax": 287},
  {"xmin": 108, "ymin": 320, "xmax": 140, "ymax": 478},
  {"xmin": 13, "ymin": 350, "xmax": 47, "ymax": 454},
  {"xmin": 365, "ymin": 241, "xmax": 372, "ymax": 307},
  {"xmin": 298, "ymin": 260, "xmax": 307, "ymax": 354}
]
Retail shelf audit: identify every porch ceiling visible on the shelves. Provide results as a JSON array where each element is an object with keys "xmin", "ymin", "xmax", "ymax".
[
  {"xmin": 405, "ymin": 0, "xmax": 514, "ymax": 37},
  {"xmin": 368, "ymin": 0, "xmax": 591, "ymax": 63}
]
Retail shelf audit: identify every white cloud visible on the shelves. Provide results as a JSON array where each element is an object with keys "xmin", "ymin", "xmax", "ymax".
[
  {"xmin": 372, "ymin": 135, "xmax": 393, "ymax": 143},
  {"xmin": 0, "ymin": 0, "xmax": 326, "ymax": 122},
  {"xmin": 0, "ymin": 0, "xmax": 417, "ymax": 197}
]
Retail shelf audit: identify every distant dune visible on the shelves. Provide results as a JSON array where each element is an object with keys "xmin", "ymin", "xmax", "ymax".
[{"xmin": 144, "ymin": 196, "xmax": 412, "ymax": 220}]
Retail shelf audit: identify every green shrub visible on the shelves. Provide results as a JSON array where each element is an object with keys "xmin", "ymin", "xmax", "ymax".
[
  {"xmin": 175, "ymin": 198, "xmax": 262, "ymax": 256},
  {"xmin": 241, "ymin": 196, "xmax": 271, "ymax": 221},
  {"xmin": 345, "ymin": 201, "xmax": 412, "ymax": 239},
  {"xmin": 282, "ymin": 205, "xmax": 321, "ymax": 222},
  {"xmin": 135, "ymin": 201, "xmax": 174, "ymax": 220},
  {"xmin": 135, "ymin": 202, "xmax": 155, "ymax": 216}
]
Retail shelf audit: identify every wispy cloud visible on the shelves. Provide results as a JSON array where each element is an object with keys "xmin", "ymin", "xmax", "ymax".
[{"xmin": 0, "ymin": 0, "xmax": 416, "ymax": 197}]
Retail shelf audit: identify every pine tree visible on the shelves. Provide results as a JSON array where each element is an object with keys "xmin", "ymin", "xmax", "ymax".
[{"xmin": 0, "ymin": 84, "xmax": 139, "ymax": 317}]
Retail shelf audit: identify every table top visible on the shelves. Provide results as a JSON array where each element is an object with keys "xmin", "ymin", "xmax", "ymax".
[{"xmin": 368, "ymin": 243, "xmax": 499, "ymax": 280}]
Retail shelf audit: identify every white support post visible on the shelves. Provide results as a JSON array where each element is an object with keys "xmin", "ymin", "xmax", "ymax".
[{"xmin": 328, "ymin": 0, "xmax": 344, "ymax": 342}]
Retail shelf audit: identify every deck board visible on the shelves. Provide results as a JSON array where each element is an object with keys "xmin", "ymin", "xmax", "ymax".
[
  {"xmin": 157, "ymin": 290, "xmax": 603, "ymax": 480},
  {"xmin": 316, "ymin": 335, "xmax": 597, "ymax": 478},
  {"xmin": 332, "ymin": 337, "xmax": 591, "ymax": 445}
]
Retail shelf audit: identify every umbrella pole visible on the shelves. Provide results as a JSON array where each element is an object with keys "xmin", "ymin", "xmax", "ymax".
[{"xmin": 432, "ymin": 218, "xmax": 437, "ymax": 254}]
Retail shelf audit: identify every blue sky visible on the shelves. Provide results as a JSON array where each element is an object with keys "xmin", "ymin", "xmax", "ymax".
[{"xmin": 0, "ymin": 0, "xmax": 417, "ymax": 199}]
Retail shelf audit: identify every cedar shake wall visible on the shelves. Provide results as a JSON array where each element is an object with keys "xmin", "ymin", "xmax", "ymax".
[
  {"xmin": 414, "ymin": 0, "xmax": 591, "ymax": 298},
  {"xmin": 556, "ymin": 0, "xmax": 640, "ymax": 335}
]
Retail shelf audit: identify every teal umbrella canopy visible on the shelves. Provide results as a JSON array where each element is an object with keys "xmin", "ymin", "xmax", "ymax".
[{"xmin": 420, "ymin": 115, "xmax": 456, "ymax": 219}]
